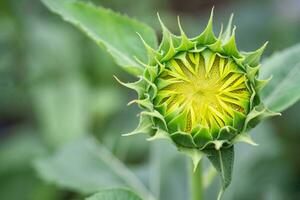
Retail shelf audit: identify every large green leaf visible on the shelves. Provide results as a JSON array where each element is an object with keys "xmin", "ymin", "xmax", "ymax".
[
  {"xmin": 41, "ymin": 0, "xmax": 158, "ymax": 75},
  {"xmin": 34, "ymin": 137, "xmax": 154, "ymax": 200},
  {"xmin": 86, "ymin": 189, "xmax": 142, "ymax": 200},
  {"xmin": 260, "ymin": 43, "xmax": 300, "ymax": 112}
]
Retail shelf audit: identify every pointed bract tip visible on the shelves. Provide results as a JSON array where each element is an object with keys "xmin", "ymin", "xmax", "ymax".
[
  {"xmin": 136, "ymin": 32, "xmax": 156, "ymax": 51},
  {"xmin": 177, "ymin": 15, "xmax": 184, "ymax": 34},
  {"xmin": 211, "ymin": 6, "xmax": 215, "ymax": 16},
  {"xmin": 218, "ymin": 23, "xmax": 224, "ymax": 38},
  {"xmin": 259, "ymin": 41, "xmax": 269, "ymax": 52},
  {"xmin": 127, "ymin": 99, "xmax": 137, "ymax": 106},
  {"xmin": 229, "ymin": 13, "xmax": 234, "ymax": 23},
  {"xmin": 156, "ymin": 12, "xmax": 161, "ymax": 22},
  {"xmin": 133, "ymin": 56, "xmax": 148, "ymax": 67},
  {"xmin": 203, "ymin": 6, "xmax": 215, "ymax": 33},
  {"xmin": 136, "ymin": 31, "xmax": 145, "ymax": 43},
  {"xmin": 226, "ymin": 13, "xmax": 234, "ymax": 33},
  {"xmin": 122, "ymin": 132, "xmax": 139, "ymax": 137},
  {"xmin": 256, "ymin": 75, "xmax": 273, "ymax": 91},
  {"xmin": 157, "ymin": 12, "xmax": 168, "ymax": 32},
  {"xmin": 222, "ymin": 25, "xmax": 240, "ymax": 57},
  {"xmin": 224, "ymin": 25, "xmax": 236, "ymax": 46},
  {"xmin": 196, "ymin": 7, "xmax": 217, "ymax": 44},
  {"xmin": 252, "ymin": 41, "xmax": 269, "ymax": 56},
  {"xmin": 208, "ymin": 7, "xmax": 215, "ymax": 25},
  {"xmin": 113, "ymin": 75, "xmax": 129, "ymax": 88},
  {"xmin": 113, "ymin": 75, "xmax": 121, "ymax": 83},
  {"xmin": 221, "ymin": 13, "xmax": 234, "ymax": 42},
  {"xmin": 156, "ymin": 12, "xmax": 161, "ymax": 19},
  {"xmin": 243, "ymin": 41, "xmax": 269, "ymax": 67}
]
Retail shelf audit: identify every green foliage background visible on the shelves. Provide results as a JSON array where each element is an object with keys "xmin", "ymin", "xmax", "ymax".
[{"xmin": 0, "ymin": 0, "xmax": 300, "ymax": 199}]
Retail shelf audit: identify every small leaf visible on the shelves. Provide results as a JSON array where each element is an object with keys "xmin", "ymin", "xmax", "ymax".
[
  {"xmin": 205, "ymin": 146, "xmax": 234, "ymax": 200},
  {"xmin": 86, "ymin": 188, "xmax": 142, "ymax": 200},
  {"xmin": 41, "ymin": 0, "xmax": 158, "ymax": 76},
  {"xmin": 261, "ymin": 43, "xmax": 300, "ymax": 112}
]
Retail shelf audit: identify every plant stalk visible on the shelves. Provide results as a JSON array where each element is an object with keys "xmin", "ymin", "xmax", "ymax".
[{"xmin": 191, "ymin": 160, "xmax": 203, "ymax": 200}]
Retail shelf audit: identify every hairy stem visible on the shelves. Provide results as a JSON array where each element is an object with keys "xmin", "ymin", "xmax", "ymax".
[{"xmin": 191, "ymin": 160, "xmax": 203, "ymax": 200}]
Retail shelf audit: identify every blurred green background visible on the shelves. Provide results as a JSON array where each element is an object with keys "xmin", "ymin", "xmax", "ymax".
[{"xmin": 0, "ymin": 0, "xmax": 300, "ymax": 199}]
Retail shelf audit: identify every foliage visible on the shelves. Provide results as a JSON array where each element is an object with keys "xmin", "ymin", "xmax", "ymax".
[{"xmin": 39, "ymin": 0, "xmax": 300, "ymax": 199}]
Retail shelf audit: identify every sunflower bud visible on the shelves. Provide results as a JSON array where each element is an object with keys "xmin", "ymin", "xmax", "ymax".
[{"xmin": 116, "ymin": 10, "xmax": 279, "ymax": 165}]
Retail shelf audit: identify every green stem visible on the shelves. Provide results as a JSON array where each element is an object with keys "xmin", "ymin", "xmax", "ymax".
[{"xmin": 191, "ymin": 160, "xmax": 203, "ymax": 200}]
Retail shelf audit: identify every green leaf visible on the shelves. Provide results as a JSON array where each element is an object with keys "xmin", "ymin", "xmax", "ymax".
[
  {"xmin": 34, "ymin": 137, "xmax": 154, "ymax": 199},
  {"xmin": 205, "ymin": 146, "xmax": 234, "ymax": 200},
  {"xmin": 41, "ymin": 0, "xmax": 158, "ymax": 76},
  {"xmin": 86, "ymin": 188, "xmax": 142, "ymax": 200},
  {"xmin": 260, "ymin": 43, "xmax": 300, "ymax": 112}
]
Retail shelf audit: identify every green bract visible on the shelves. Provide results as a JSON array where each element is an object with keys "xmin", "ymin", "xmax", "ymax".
[{"xmin": 116, "ymin": 9, "xmax": 280, "ymax": 196}]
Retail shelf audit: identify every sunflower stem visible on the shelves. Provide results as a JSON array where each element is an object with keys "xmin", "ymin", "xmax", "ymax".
[{"xmin": 191, "ymin": 160, "xmax": 203, "ymax": 200}]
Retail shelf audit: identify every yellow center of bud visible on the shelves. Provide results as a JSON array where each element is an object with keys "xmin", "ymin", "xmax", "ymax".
[{"xmin": 155, "ymin": 50, "xmax": 251, "ymax": 132}]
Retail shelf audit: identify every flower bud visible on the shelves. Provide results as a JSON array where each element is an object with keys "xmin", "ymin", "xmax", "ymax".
[{"xmin": 117, "ymin": 9, "xmax": 279, "ymax": 162}]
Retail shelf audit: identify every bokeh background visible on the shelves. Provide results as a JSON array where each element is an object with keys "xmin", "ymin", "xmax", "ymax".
[{"xmin": 0, "ymin": 0, "xmax": 300, "ymax": 199}]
